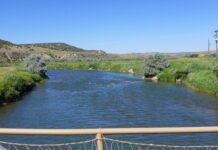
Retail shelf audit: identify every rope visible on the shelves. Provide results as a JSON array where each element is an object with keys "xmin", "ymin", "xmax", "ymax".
[
  {"xmin": 1, "ymin": 137, "xmax": 218, "ymax": 150},
  {"xmin": 0, "ymin": 139, "xmax": 96, "ymax": 150},
  {"xmin": 103, "ymin": 138, "xmax": 218, "ymax": 148},
  {"xmin": 0, "ymin": 139, "xmax": 95, "ymax": 147}
]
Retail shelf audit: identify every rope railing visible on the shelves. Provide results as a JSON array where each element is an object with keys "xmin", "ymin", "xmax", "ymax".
[
  {"xmin": 103, "ymin": 138, "xmax": 218, "ymax": 148},
  {"xmin": 1, "ymin": 138, "xmax": 218, "ymax": 150},
  {"xmin": 0, "ymin": 139, "xmax": 97, "ymax": 150},
  {"xmin": 1, "ymin": 127, "xmax": 218, "ymax": 150}
]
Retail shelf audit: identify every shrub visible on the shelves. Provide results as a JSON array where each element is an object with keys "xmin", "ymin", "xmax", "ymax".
[
  {"xmin": 143, "ymin": 54, "xmax": 170, "ymax": 77},
  {"xmin": 210, "ymin": 54, "xmax": 216, "ymax": 57},
  {"xmin": 88, "ymin": 62, "xmax": 98, "ymax": 70},
  {"xmin": 0, "ymin": 71, "xmax": 42, "ymax": 104},
  {"xmin": 187, "ymin": 54, "xmax": 199, "ymax": 58},
  {"xmin": 0, "ymin": 87, "xmax": 3, "ymax": 104},
  {"xmin": 175, "ymin": 69, "xmax": 189, "ymax": 80},
  {"xmin": 215, "ymin": 57, "xmax": 218, "ymax": 78},
  {"xmin": 22, "ymin": 54, "xmax": 47, "ymax": 77}
]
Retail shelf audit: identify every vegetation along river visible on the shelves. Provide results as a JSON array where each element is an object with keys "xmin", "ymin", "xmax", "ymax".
[{"xmin": 0, "ymin": 70, "xmax": 218, "ymax": 145}]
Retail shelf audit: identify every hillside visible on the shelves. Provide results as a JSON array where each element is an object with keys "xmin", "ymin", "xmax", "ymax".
[
  {"xmin": 0, "ymin": 39, "xmax": 15, "ymax": 48},
  {"xmin": 22, "ymin": 43, "xmax": 86, "ymax": 52},
  {"xmin": 23, "ymin": 43, "xmax": 107, "ymax": 54},
  {"xmin": 0, "ymin": 39, "xmax": 107, "ymax": 62}
]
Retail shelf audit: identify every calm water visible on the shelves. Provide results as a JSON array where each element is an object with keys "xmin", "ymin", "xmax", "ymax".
[{"xmin": 0, "ymin": 70, "xmax": 218, "ymax": 145}]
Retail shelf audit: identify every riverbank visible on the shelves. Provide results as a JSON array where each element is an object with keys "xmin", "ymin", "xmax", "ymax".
[
  {"xmin": 158, "ymin": 57, "xmax": 218, "ymax": 95},
  {"xmin": 0, "ymin": 66, "xmax": 44, "ymax": 105},
  {"xmin": 47, "ymin": 57, "xmax": 218, "ymax": 96},
  {"xmin": 48, "ymin": 59, "xmax": 144, "ymax": 75}
]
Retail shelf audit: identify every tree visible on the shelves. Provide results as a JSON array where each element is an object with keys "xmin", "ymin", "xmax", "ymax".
[
  {"xmin": 144, "ymin": 54, "xmax": 170, "ymax": 78},
  {"xmin": 22, "ymin": 54, "xmax": 47, "ymax": 77}
]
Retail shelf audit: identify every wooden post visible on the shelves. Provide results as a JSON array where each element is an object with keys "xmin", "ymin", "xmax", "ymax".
[
  {"xmin": 0, "ymin": 146, "xmax": 7, "ymax": 150},
  {"xmin": 96, "ymin": 133, "xmax": 103, "ymax": 150}
]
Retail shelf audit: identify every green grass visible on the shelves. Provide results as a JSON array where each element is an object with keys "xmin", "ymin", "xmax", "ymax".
[
  {"xmin": 185, "ymin": 70, "xmax": 218, "ymax": 94},
  {"xmin": 158, "ymin": 57, "xmax": 217, "ymax": 95},
  {"xmin": 48, "ymin": 57, "xmax": 218, "ymax": 96},
  {"xmin": 48, "ymin": 60, "xmax": 145, "ymax": 76},
  {"xmin": 0, "ymin": 66, "xmax": 43, "ymax": 104}
]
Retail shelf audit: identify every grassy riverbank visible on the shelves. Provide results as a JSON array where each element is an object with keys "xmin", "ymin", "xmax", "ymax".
[
  {"xmin": 48, "ymin": 59, "xmax": 144, "ymax": 75},
  {"xmin": 0, "ymin": 66, "xmax": 44, "ymax": 104},
  {"xmin": 158, "ymin": 57, "xmax": 217, "ymax": 95},
  {"xmin": 48, "ymin": 57, "xmax": 218, "ymax": 96}
]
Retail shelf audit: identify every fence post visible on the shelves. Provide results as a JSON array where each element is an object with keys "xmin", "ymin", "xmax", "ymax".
[{"xmin": 96, "ymin": 133, "xmax": 104, "ymax": 150}]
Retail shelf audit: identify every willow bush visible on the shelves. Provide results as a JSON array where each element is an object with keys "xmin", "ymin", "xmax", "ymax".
[
  {"xmin": 22, "ymin": 54, "xmax": 47, "ymax": 77},
  {"xmin": 143, "ymin": 54, "xmax": 170, "ymax": 78}
]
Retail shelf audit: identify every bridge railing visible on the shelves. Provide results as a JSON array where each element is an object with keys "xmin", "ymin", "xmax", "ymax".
[{"xmin": 1, "ymin": 126, "xmax": 218, "ymax": 150}]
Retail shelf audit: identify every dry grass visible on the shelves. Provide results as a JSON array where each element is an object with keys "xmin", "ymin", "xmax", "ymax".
[{"xmin": 0, "ymin": 67, "xmax": 17, "ymax": 78}]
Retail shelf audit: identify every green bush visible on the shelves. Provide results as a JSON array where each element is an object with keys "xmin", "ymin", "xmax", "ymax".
[
  {"xmin": 143, "ymin": 54, "xmax": 170, "ymax": 77},
  {"xmin": 88, "ymin": 62, "xmax": 98, "ymax": 70},
  {"xmin": 0, "ymin": 92, "xmax": 3, "ymax": 104},
  {"xmin": 0, "ymin": 71, "xmax": 42, "ymax": 104},
  {"xmin": 187, "ymin": 54, "xmax": 199, "ymax": 58},
  {"xmin": 175, "ymin": 69, "xmax": 189, "ymax": 80},
  {"xmin": 215, "ymin": 57, "xmax": 218, "ymax": 78}
]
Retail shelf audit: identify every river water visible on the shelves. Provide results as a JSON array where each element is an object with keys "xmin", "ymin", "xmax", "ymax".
[{"xmin": 0, "ymin": 70, "xmax": 218, "ymax": 145}]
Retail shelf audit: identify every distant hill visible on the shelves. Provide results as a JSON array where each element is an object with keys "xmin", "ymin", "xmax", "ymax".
[
  {"xmin": 21, "ymin": 43, "xmax": 86, "ymax": 52},
  {"xmin": 0, "ymin": 39, "xmax": 106, "ymax": 53},
  {"xmin": 23, "ymin": 43, "xmax": 106, "ymax": 53},
  {"xmin": 0, "ymin": 39, "xmax": 107, "ymax": 62},
  {"xmin": 0, "ymin": 39, "xmax": 15, "ymax": 48}
]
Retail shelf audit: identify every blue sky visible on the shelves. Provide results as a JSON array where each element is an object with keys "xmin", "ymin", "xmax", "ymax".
[{"xmin": 0, "ymin": 0, "xmax": 217, "ymax": 53}]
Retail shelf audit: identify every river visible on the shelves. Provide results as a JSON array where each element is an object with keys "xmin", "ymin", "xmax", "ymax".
[{"xmin": 0, "ymin": 70, "xmax": 218, "ymax": 145}]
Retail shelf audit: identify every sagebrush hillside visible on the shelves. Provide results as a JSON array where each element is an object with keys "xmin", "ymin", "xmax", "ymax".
[
  {"xmin": 0, "ymin": 39, "xmax": 108, "ymax": 62},
  {"xmin": 22, "ymin": 43, "xmax": 100, "ymax": 52}
]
